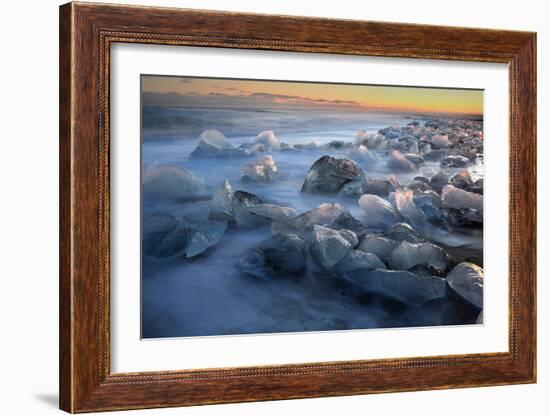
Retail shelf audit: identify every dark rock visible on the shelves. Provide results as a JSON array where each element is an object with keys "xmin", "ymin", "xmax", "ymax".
[
  {"xmin": 326, "ymin": 140, "xmax": 346, "ymax": 149},
  {"xmin": 232, "ymin": 190, "xmax": 263, "ymax": 208},
  {"xmin": 237, "ymin": 234, "xmax": 308, "ymax": 278},
  {"xmin": 414, "ymin": 176, "xmax": 431, "ymax": 185},
  {"xmin": 474, "ymin": 178, "xmax": 484, "ymax": 194},
  {"xmin": 386, "ymin": 222, "xmax": 422, "ymax": 243},
  {"xmin": 450, "ymin": 169, "xmax": 474, "ymax": 191},
  {"xmin": 363, "ymin": 178, "xmax": 395, "ymax": 196},
  {"xmin": 379, "ymin": 127, "xmax": 401, "ymax": 140},
  {"xmin": 403, "ymin": 153, "xmax": 425, "ymax": 167},
  {"xmin": 301, "ymin": 155, "xmax": 365, "ymax": 194},
  {"xmin": 408, "ymin": 179, "xmax": 432, "ymax": 193},
  {"xmin": 424, "ymin": 149, "xmax": 448, "ymax": 162},
  {"xmin": 429, "ymin": 170, "xmax": 450, "ymax": 193},
  {"xmin": 259, "ymin": 233, "xmax": 308, "ymax": 273},
  {"xmin": 237, "ymin": 250, "xmax": 269, "ymax": 279},
  {"xmin": 294, "ymin": 142, "xmax": 320, "ymax": 150},
  {"xmin": 142, "ymin": 213, "xmax": 183, "ymax": 259},
  {"xmin": 339, "ymin": 175, "xmax": 367, "ymax": 196},
  {"xmin": 440, "ymin": 155, "xmax": 470, "ymax": 168}
]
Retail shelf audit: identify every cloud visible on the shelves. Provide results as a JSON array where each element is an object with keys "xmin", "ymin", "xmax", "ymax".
[{"xmin": 142, "ymin": 90, "xmax": 364, "ymax": 110}]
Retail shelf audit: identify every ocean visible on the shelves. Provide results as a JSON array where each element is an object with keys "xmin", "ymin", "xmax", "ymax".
[{"xmin": 141, "ymin": 106, "xmax": 482, "ymax": 338}]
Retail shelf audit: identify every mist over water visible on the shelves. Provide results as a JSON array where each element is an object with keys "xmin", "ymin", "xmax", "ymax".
[
  {"xmin": 141, "ymin": 107, "xmax": 482, "ymax": 339},
  {"xmin": 142, "ymin": 105, "xmax": 410, "ymax": 139}
]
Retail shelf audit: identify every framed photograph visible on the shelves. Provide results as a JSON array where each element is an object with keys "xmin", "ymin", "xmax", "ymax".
[{"xmin": 59, "ymin": 2, "xmax": 536, "ymax": 412}]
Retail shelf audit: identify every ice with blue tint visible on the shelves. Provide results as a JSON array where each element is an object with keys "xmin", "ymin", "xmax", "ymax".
[{"xmin": 141, "ymin": 107, "xmax": 483, "ymax": 338}]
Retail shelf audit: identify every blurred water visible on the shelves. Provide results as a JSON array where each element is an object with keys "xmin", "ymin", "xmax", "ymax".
[
  {"xmin": 141, "ymin": 108, "xmax": 481, "ymax": 339},
  {"xmin": 142, "ymin": 105, "xmax": 409, "ymax": 139}
]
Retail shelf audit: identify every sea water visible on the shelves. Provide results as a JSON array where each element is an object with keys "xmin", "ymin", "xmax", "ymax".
[{"xmin": 141, "ymin": 107, "xmax": 481, "ymax": 338}]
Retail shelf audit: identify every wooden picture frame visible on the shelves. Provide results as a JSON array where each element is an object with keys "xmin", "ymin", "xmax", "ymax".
[{"xmin": 59, "ymin": 2, "xmax": 536, "ymax": 412}]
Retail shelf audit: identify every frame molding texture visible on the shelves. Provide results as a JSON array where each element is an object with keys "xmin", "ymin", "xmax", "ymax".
[{"xmin": 59, "ymin": 2, "xmax": 536, "ymax": 412}]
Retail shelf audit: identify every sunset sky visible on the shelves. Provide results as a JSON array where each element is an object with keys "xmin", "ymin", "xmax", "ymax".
[{"xmin": 142, "ymin": 75, "xmax": 483, "ymax": 115}]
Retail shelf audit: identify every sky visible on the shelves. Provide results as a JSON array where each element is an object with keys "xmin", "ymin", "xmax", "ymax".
[{"xmin": 142, "ymin": 75, "xmax": 483, "ymax": 115}]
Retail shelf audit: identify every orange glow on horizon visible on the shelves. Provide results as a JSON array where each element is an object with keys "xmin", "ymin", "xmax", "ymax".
[{"xmin": 142, "ymin": 75, "xmax": 483, "ymax": 116}]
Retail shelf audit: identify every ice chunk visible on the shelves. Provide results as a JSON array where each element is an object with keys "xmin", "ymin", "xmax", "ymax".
[
  {"xmin": 446, "ymin": 262, "xmax": 484, "ymax": 308},
  {"xmin": 189, "ymin": 129, "xmax": 248, "ymax": 159},
  {"xmin": 255, "ymin": 130, "xmax": 280, "ymax": 149},
  {"xmin": 348, "ymin": 145, "xmax": 378, "ymax": 166},
  {"xmin": 334, "ymin": 250, "xmax": 386, "ymax": 274},
  {"xmin": 272, "ymin": 202, "xmax": 362, "ymax": 235},
  {"xmin": 240, "ymin": 155, "xmax": 278, "ymax": 182},
  {"xmin": 387, "ymin": 150, "xmax": 416, "ymax": 172},
  {"xmin": 395, "ymin": 188, "xmax": 428, "ymax": 229},
  {"xmin": 431, "ymin": 134, "xmax": 449, "ymax": 149},
  {"xmin": 141, "ymin": 213, "xmax": 183, "ymax": 259},
  {"xmin": 311, "ymin": 225, "xmax": 358, "ymax": 269},
  {"xmin": 388, "ymin": 241, "xmax": 449, "ymax": 273},
  {"xmin": 209, "ymin": 179, "xmax": 233, "ymax": 221},
  {"xmin": 344, "ymin": 269, "xmax": 446, "ymax": 305},
  {"xmin": 235, "ymin": 203, "xmax": 297, "ymax": 228},
  {"xmin": 357, "ymin": 235, "xmax": 398, "ymax": 260},
  {"xmin": 358, "ymin": 194, "xmax": 401, "ymax": 229},
  {"xmin": 355, "ymin": 129, "xmax": 369, "ymax": 146},
  {"xmin": 142, "ymin": 165, "xmax": 205, "ymax": 202},
  {"xmin": 184, "ymin": 219, "xmax": 228, "ymax": 258},
  {"xmin": 142, "ymin": 212, "xmax": 227, "ymax": 259},
  {"xmin": 441, "ymin": 185, "xmax": 483, "ymax": 211}
]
